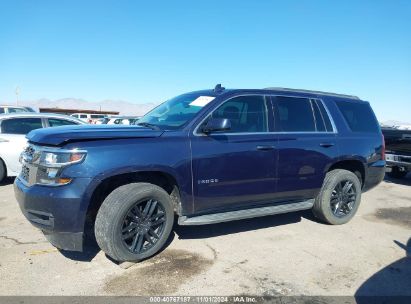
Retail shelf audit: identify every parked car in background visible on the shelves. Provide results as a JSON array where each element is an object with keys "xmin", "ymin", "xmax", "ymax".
[
  {"xmin": 15, "ymin": 85, "xmax": 385, "ymax": 262},
  {"xmin": 0, "ymin": 105, "xmax": 36, "ymax": 114},
  {"xmin": 0, "ymin": 113, "xmax": 85, "ymax": 182},
  {"xmin": 382, "ymin": 127, "xmax": 411, "ymax": 178},
  {"xmin": 102, "ymin": 116, "xmax": 140, "ymax": 125},
  {"xmin": 70, "ymin": 113, "xmax": 106, "ymax": 124}
]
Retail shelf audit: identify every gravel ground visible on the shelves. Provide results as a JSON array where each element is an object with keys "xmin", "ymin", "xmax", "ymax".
[{"xmin": 0, "ymin": 176, "xmax": 410, "ymax": 296}]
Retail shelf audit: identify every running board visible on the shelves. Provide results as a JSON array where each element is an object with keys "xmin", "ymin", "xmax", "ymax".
[{"xmin": 178, "ymin": 199, "xmax": 314, "ymax": 225}]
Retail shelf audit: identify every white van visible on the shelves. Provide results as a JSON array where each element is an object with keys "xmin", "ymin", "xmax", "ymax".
[{"xmin": 70, "ymin": 113, "xmax": 106, "ymax": 123}]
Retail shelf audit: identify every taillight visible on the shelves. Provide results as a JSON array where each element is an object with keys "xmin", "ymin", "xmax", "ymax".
[{"xmin": 381, "ymin": 133, "xmax": 385, "ymax": 160}]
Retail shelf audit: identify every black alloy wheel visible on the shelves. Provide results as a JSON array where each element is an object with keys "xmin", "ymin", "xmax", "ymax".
[
  {"xmin": 121, "ymin": 198, "xmax": 167, "ymax": 254},
  {"xmin": 330, "ymin": 180, "xmax": 357, "ymax": 218}
]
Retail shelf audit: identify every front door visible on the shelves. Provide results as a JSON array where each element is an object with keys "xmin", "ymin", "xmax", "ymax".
[{"xmin": 190, "ymin": 95, "xmax": 278, "ymax": 214}]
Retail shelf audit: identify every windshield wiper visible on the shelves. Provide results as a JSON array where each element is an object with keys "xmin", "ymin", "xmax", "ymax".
[{"xmin": 137, "ymin": 122, "xmax": 161, "ymax": 130}]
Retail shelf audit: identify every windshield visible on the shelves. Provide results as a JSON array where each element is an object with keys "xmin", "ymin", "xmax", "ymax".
[{"xmin": 138, "ymin": 93, "xmax": 215, "ymax": 130}]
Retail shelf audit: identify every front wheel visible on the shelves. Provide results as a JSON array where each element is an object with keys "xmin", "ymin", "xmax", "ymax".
[
  {"xmin": 312, "ymin": 169, "xmax": 362, "ymax": 225},
  {"xmin": 95, "ymin": 183, "xmax": 174, "ymax": 262}
]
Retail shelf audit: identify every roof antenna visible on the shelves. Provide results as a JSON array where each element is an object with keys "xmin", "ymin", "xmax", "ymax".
[{"xmin": 214, "ymin": 84, "xmax": 225, "ymax": 93}]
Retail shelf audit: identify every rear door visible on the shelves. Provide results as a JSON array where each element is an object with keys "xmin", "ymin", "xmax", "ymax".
[
  {"xmin": 272, "ymin": 96, "xmax": 339, "ymax": 201},
  {"xmin": 190, "ymin": 95, "xmax": 278, "ymax": 214}
]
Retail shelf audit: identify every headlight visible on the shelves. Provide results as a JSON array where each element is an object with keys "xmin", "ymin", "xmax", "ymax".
[
  {"xmin": 36, "ymin": 150, "xmax": 86, "ymax": 185},
  {"xmin": 19, "ymin": 146, "xmax": 87, "ymax": 186},
  {"xmin": 39, "ymin": 151, "xmax": 86, "ymax": 167}
]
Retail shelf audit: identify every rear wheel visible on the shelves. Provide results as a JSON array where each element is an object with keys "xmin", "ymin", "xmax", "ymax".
[
  {"xmin": 0, "ymin": 159, "xmax": 6, "ymax": 183},
  {"xmin": 387, "ymin": 166, "xmax": 408, "ymax": 179},
  {"xmin": 95, "ymin": 183, "xmax": 174, "ymax": 262},
  {"xmin": 313, "ymin": 169, "xmax": 362, "ymax": 225}
]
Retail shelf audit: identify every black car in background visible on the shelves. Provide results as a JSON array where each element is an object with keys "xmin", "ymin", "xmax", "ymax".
[{"xmin": 382, "ymin": 127, "xmax": 411, "ymax": 178}]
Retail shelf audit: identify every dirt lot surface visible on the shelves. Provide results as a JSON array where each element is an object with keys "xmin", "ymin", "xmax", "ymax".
[{"xmin": 0, "ymin": 176, "xmax": 410, "ymax": 296}]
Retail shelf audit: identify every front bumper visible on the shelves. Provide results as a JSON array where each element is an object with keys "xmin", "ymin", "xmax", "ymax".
[
  {"xmin": 14, "ymin": 176, "xmax": 93, "ymax": 251},
  {"xmin": 385, "ymin": 153, "xmax": 411, "ymax": 171}
]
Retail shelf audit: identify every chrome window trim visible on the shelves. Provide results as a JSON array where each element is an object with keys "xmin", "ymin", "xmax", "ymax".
[
  {"xmin": 193, "ymin": 93, "xmax": 338, "ymax": 136},
  {"xmin": 316, "ymin": 98, "xmax": 338, "ymax": 133}
]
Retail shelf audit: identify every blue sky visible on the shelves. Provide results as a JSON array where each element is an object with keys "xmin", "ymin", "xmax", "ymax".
[{"xmin": 0, "ymin": 0, "xmax": 410, "ymax": 121}]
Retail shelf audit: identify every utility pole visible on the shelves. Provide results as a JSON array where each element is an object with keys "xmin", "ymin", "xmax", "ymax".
[{"xmin": 15, "ymin": 86, "xmax": 20, "ymax": 105}]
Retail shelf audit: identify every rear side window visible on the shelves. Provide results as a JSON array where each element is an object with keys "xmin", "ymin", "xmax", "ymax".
[
  {"xmin": 48, "ymin": 119, "xmax": 78, "ymax": 127},
  {"xmin": 80, "ymin": 114, "xmax": 87, "ymax": 119},
  {"xmin": 336, "ymin": 101, "xmax": 379, "ymax": 133},
  {"xmin": 0, "ymin": 108, "xmax": 4, "ymax": 114},
  {"xmin": 276, "ymin": 97, "xmax": 315, "ymax": 132},
  {"xmin": 1, "ymin": 118, "xmax": 43, "ymax": 134}
]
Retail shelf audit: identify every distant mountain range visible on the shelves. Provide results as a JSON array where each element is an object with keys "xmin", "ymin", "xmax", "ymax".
[
  {"xmin": 381, "ymin": 120, "xmax": 411, "ymax": 128},
  {"xmin": 7, "ymin": 98, "xmax": 159, "ymax": 116}
]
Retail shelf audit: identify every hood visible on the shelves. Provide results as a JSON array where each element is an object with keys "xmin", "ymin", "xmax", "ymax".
[{"xmin": 27, "ymin": 125, "xmax": 164, "ymax": 146}]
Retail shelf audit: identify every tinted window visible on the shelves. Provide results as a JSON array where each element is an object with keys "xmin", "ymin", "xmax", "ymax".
[
  {"xmin": 80, "ymin": 114, "xmax": 87, "ymax": 118},
  {"xmin": 336, "ymin": 101, "xmax": 379, "ymax": 133},
  {"xmin": 90, "ymin": 114, "xmax": 104, "ymax": 119},
  {"xmin": 1, "ymin": 118, "xmax": 43, "ymax": 134},
  {"xmin": 211, "ymin": 95, "xmax": 268, "ymax": 133},
  {"xmin": 276, "ymin": 97, "xmax": 315, "ymax": 132},
  {"xmin": 48, "ymin": 119, "xmax": 78, "ymax": 127},
  {"xmin": 0, "ymin": 108, "xmax": 4, "ymax": 114}
]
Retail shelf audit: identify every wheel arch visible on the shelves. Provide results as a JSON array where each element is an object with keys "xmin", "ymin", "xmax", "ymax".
[
  {"xmin": 84, "ymin": 169, "xmax": 183, "ymax": 237},
  {"xmin": 327, "ymin": 158, "xmax": 366, "ymax": 187}
]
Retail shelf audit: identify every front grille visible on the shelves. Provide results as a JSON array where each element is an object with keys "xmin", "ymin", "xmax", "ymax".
[
  {"xmin": 20, "ymin": 164, "xmax": 30, "ymax": 182},
  {"xmin": 19, "ymin": 144, "xmax": 40, "ymax": 186},
  {"xmin": 23, "ymin": 145, "xmax": 35, "ymax": 159}
]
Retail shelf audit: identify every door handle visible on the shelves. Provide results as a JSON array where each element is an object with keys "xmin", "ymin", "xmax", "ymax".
[
  {"xmin": 256, "ymin": 145, "xmax": 275, "ymax": 151},
  {"xmin": 320, "ymin": 142, "xmax": 335, "ymax": 148}
]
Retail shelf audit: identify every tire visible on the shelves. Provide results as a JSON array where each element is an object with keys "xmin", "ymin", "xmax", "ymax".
[
  {"xmin": 95, "ymin": 182, "xmax": 174, "ymax": 262},
  {"xmin": 312, "ymin": 169, "xmax": 362, "ymax": 225},
  {"xmin": 387, "ymin": 166, "xmax": 408, "ymax": 179},
  {"xmin": 0, "ymin": 158, "xmax": 6, "ymax": 183}
]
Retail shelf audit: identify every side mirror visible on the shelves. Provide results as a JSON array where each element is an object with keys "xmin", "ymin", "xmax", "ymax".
[{"xmin": 202, "ymin": 118, "xmax": 231, "ymax": 134}]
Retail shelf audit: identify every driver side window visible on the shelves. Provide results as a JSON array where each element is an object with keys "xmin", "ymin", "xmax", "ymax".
[{"xmin": 211, "ymin": 95, "xmax": 268, "ymax": 133}]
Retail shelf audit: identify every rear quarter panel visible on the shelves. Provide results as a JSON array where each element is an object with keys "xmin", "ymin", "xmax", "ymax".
[{"xmin": 324, "ymin": 97, "xmax": 385, "ymax": 191}]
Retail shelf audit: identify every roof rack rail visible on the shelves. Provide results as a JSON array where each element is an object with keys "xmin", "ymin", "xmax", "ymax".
[{"xmin": 263, "ymin": 87, "xmax": 360, "ymax": 100}]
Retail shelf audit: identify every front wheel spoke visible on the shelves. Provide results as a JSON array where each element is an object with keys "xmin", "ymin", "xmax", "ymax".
[
  {"xmin": 144, "ymin": 233, "xmax": 155, "ymax": 245},
  {"xmin": 142, "ymin": 200, "xmax": 153, "ymax": 217},
  {"xmin": 148, "ymin": 228, "xmax": 160, "ymax": 239},
  {"xmin": 147, "ymin": 200, "xmax": 158, "ymax": 218},
  {"xmin": 126, "ymin": 213, "xmax": 140, "ymax": 222},
  {"xmin": 333, "ymin": 202, "xmax": 341, "ymax": 214},
  {"xmin": 342, "ymin": 182, "xmax": 353, "ymax": 194},
  {"xmin": 131, "ymin": 233, "xmax": 145, "ymax": 253},
  {"xmin": 122, "ymin": 222, "xmax": 137, "ymax": 233},
  {"xmin": 123, "ymin": 228, "xmax": 138, "ymax": 240},
  {"xmin": 151, "ymin": 217, "xmax": 165, "ymax": 227},
  {"xmin": 150, "ymin": 211, "xmax": 164, "ymax": 221},
  {"xmin": 131, "ymin": 206, "xmax": 143, "ymax": 218}
]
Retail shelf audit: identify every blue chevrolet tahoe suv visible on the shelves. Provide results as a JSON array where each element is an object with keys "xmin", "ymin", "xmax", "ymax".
[{"xmin": 14, "ymin": 85, "xmax": 385, "ymax": 262}]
